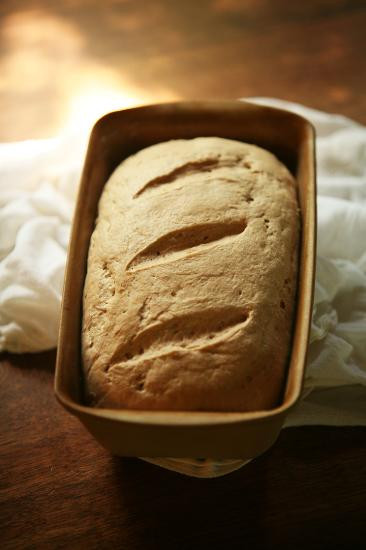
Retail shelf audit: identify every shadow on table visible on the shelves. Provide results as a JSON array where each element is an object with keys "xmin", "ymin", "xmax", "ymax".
[
  {"xmin": 109, "ymin": 426, "xmax": 366, "ymax": 549},
  {"xmin": 0, "ymin": 348, "xmax": 57, "ymax": 372},
  {"xmin": 110, "ymin": 453, "xmax": 271, "ymax": 550}
]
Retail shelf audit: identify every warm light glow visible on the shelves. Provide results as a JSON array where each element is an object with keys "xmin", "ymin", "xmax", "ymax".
[
  {"xmin": 0, "ymin": 10, "xmax": 179, "ymax": 141},
  {"xmin": 60, "ymin": 76, "xmax": 153, "ymax": 136}
]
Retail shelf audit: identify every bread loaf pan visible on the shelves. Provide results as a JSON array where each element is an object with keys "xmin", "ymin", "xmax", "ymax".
[{"xmin": 55, "ymin": 100, "xmax": 316, "ymax": 459}]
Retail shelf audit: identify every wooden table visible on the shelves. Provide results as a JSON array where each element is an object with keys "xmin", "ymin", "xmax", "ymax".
[{"xmin": 1, "ymin": 1, "xmax": 366, "ymax": 548}]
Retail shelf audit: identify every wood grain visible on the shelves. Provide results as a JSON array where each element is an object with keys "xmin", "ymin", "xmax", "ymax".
[
  {"xmin": 1, "ymin": 1, "xmax": 366, "ymax": 548},
  {"xmin": 1, "ymin": 351, "xmax": 366, "ymax": 549},
  {"xmin": 0, "ymin": 0, "xmax": 365, "ymax": 140}
]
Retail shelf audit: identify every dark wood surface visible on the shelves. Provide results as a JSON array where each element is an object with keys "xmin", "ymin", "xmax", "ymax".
[
  {"xmin": 1, "ymin": 1, "xmax": 366, "ymax": 549},
  {"xmin": 0, "ymin": 0, "xmax": 366, "ymax": 140},
  {"xmin": 1, "ymin": 351, "xmax": 366, "ymax": 549}
]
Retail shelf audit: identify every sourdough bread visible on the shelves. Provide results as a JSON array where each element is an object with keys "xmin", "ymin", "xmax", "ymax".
[{"xmin": 82, "ymin": 137, "xmax": 299, "ymax": 411}]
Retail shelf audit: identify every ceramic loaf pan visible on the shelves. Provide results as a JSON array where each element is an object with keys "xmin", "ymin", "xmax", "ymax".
[{"xmin": 55, "ymin": 100, "xmax": 316, "ymax": 459}]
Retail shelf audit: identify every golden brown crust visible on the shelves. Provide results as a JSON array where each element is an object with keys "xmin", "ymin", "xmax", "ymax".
[{"xmin": 82, "ymin": 137, "xmax": 299, "ymax": 411}]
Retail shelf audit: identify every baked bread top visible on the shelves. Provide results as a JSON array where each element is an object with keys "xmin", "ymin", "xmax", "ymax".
[{"xmin": 82, "ymin": 137, "xmax": 299, "ymax": 411}]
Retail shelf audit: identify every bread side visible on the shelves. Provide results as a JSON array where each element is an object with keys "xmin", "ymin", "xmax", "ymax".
[{"xmin": 82, "ymin": 137, "xmax": 299, "ymax": 411}]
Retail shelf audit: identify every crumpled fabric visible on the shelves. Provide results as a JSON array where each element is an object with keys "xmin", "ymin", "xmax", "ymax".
[
  {"xmin": 0, "ymin": 98, "xmax": 365, "ymax": 426},
  {"xmin": 0, "ymin": 136, "xmax": 83, "ymax": 352}
]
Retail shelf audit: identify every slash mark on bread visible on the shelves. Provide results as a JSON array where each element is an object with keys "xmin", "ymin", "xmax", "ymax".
[
  {"xmin": 126, "ymin": 219, "xmax": 246, "ymax": 271},
  {"xmin": 133, "ymin": 156, "xmax": 246, "ymax": 197},
  {"xmin": 106, "ymin": 306, "xmax": 250, "ymax": 371}
]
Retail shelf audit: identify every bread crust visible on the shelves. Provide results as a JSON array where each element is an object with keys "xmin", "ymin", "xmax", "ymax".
[{"xmin": 82, "ymin": 137, "xmax": 299, "ymax": 411}]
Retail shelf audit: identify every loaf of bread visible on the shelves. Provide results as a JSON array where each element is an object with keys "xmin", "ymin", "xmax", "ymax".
[{"xmin": 82, "ymin": 137, "xmax": 299, "ymax": 411}]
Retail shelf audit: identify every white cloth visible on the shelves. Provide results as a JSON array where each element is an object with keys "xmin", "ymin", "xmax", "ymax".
[
  {"xmin": 0, "ymin": 99, "xmax": 365, "ymax": 427},
  {"xmin": 0, "ymin": 135, "xmax": 84, "ymax": 352}
]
